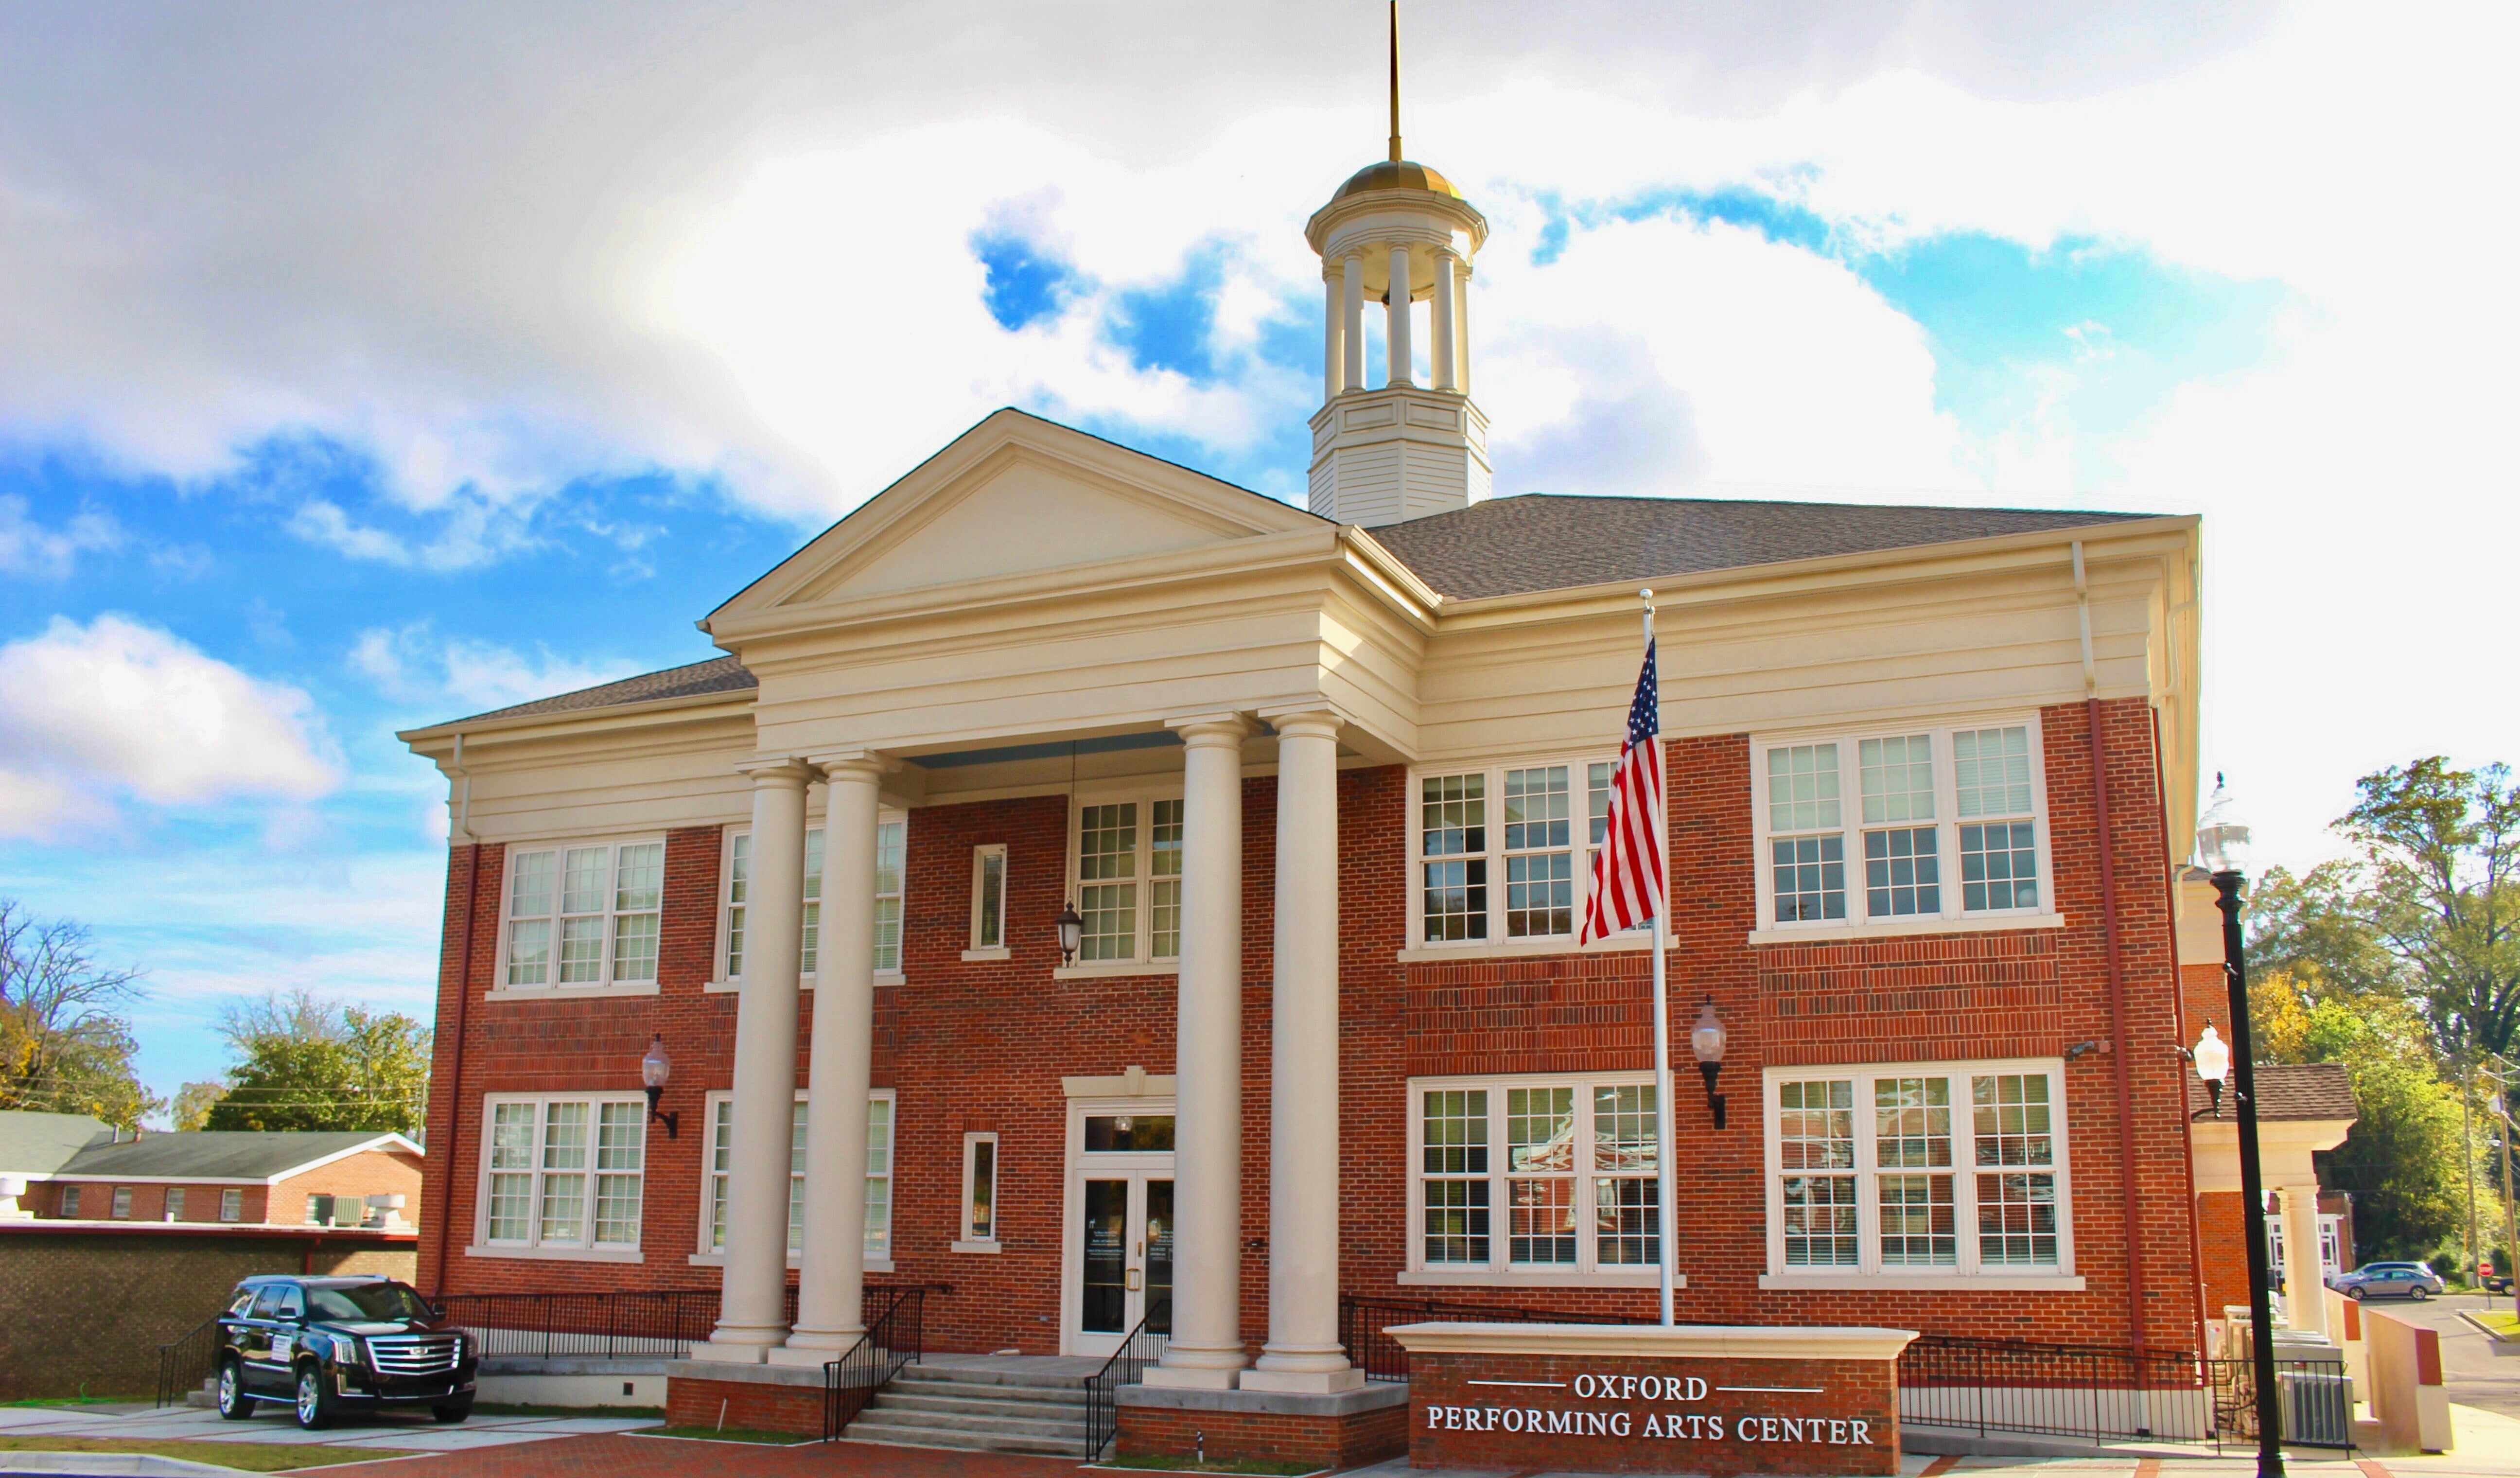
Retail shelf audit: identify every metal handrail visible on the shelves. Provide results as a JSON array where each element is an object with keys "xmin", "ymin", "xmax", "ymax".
[
  {"xmin": 1082, "ymin": 1299, "xmax": 1170, "ymax": 1461},
  {"xmin": 821, "ymin": 1285, "xmax": 927, "ymax": 1442},
  {"xmin": 155, "ymin": 1314, "xmax": 226, "ymax": 1409}
]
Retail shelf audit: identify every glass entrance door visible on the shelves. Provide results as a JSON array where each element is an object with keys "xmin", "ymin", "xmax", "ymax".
[{"xmin": 1076, "ymin": 1173, "xmax": 1172, "ymax": 1355}]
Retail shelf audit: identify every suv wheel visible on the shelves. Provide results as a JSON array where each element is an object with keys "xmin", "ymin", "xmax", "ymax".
[
  {"xmin": 293, "ymin": 1364, "xmax": 336, "ymax": 1430},
  {"xmin": 215, "ymin": 1359, "xmax": 254, "ymax": 1421},
  {"xmin": 432, "ymin": 1395, "xmax": 473, "ymax": 1424}
]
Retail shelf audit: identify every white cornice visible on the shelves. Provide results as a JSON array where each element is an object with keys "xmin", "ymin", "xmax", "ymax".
[{"xmin": 1384, "ymin": 1321, "xmax": 1918, "ymax": 1362}]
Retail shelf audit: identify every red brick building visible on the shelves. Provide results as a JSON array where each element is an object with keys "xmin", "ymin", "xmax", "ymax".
[{"xmin": 400, "ymin": 137, "xmax": 2228, "ymax": 1411}]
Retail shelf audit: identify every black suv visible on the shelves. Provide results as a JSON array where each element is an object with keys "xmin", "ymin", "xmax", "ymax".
[{"xmin": 212, "ymin": 1275, "xmax": 478, "ymax": 1429}]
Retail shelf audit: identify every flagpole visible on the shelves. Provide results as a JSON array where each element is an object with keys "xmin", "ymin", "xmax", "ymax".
[{"xmin": 1644, "ymin": 587, "xmax": 1675, "ymax": 1328}]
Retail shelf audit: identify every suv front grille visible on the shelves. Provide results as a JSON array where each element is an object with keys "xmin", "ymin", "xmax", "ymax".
[{"xmin": 366, "ymin": 1334, "xmax": 460, "ymax": 1375}]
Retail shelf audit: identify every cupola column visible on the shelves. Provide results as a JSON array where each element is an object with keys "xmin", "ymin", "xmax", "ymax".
[
  {"xmin": 1341, "ymin": 252, "xmax": 1366, "ymax": 394},
  {"xmin": 1430, "ymin": 249, "xmax": 1458, "ymax": 392},
  {"xmin": 1385, "ymin": 244, "xmax": 1414, "ymax": 388},
  {"xmin": 1455, "ymin": 264, "xmax": 1471, "ymax": 397},
  {"xmin": 1321, "ymin": 266, "xmax": 1347, "ymax": 400}
]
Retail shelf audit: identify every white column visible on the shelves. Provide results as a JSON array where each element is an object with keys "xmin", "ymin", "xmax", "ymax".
[
  {"xmin": 773, "ymin": 753, "xmax": 885, "ymax": 1362},
  {"xmin": 2282, "ymin": 1183, "xmax": 2327, "ymax": 1337},
  {"xmin": 1385, "ymin": 245, "xmax": 1414, "ymax": 388},
  {"xmin": 1455, "ymin": 264, "xmax": 1471, "ymax": 397},
  {"xmin": 1147, "ymin": 715, "xmax": 1252, "ymax": 1389},
  {"xmin": 1430, "ymin": 250, "xmax": 1458, "ymax": 392},
  {"xmin": 1322, "ymin": 266, "xmax": 1346, "ymax": 402},
  {"xmin": 697, "ymin": 757, "xmax": 816, "ymax": 1362},
  {"xmin": 1243, "ymin": 709, "xmax": 1362, "ymax": 1393},
  {"xmin": 1341, "ymin": 252, "xmax": 1365, "ymax": 394}
]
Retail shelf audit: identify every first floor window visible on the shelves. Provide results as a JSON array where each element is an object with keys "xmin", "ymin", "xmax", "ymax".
[
  {"xmin": 704, "ymin": 1091, "xmax": 896, "ymax": 1258},
  {"xmin": 219, "ymin": 1188, "xmax": 243, "ymax": 1222},
  {"xmin": 1765, "ymin": 1059, "xmax": 2068, "ymax": 1279},
  {"xmin": 1413, "ymin": 1074, "xmax": 1659, "ymax": 1276},
  {"xmin": 111, "ymin": 1185, "xmax": 132, "ymax": 1219},
  {"xmin": 962, "ymin": 1132, "xmax": 998, "ymax": 1241},
  {"xmin": 165, "ymin": 1187, "xmax": 186, "ymax": 1220},
  {"xmin": 482, "ymin": 1095, "xmax": 646, "ymax": 1250},
  {"xmin": 58, "ymin": 1184, "xmax": 80, "ymax": 1217}
]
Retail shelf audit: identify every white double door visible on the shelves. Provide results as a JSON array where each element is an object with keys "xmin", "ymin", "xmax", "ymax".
[{"xmin": 1063, "ymin": 1101, "xmax": 1176, "ymax": 1358}]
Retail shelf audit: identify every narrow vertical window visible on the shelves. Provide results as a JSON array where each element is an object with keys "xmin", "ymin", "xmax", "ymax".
[
  {"xmin": 594, "ymin": 1101, "xmax": 645, "ymax": 1246},
  {"xmin": 505, "ymin": 851, "xmax": 555, "ymax": 986},
  {"xmin": 971, "ymin": 845, "xmax": 1006, "ymax": 951},
  {"xmin": 708, "ymin": 1099, "xmax": 733, "ymax": 1251},
  {"xmin": 1974, "ymin": 1073, "xmax": 2058, "ymax": 1265},
  {"xmin": 1874, "ymin": 1077, "xmax": 1954, "ymax": 1266},
  {"xmin": 60, "ymin": 1184, "xmax": 80, "ymax": 1217},
  {"xmin": 1767, "ymin": 745, "xmax": 1845, "ymax": 923},
  {"xmin": 487, "ymin": 1102, "xmax": 536, "ymax": 1241},
  {"xmin": 1420, "ymin": 1089, "xmax": 1489, "ymax": 1265},
  {"xmin": 873, "ymin": 819, "xmax": 906, "ymax": 971},
  {"xmin": 1503, "ymin": 766, "xmax": 1574, "ymax": 937},
  {"xmin": 540, "ymin": 1102, "xmax": 589, "ymax": 1242},
  {"xmin": 963, "ymin": 1132, "xmax": 998, "ymax": 1242},
  {"xmin": 611, "ymin": 843, "xmax": 663, "ymax": 982},
  {"xmin": 724, "ymin": 834, "xmax": 750, "ymax": 979},
  {"xmin": 166, "ymin": 1187, "xmax": 186, "ymax": 1221},
  {"xmin": 787, "ymin": 1100, "xmax": 808, "ymax": 1252},
  {"xmin": 1078, "ymin": 803, "xmax": 1138, "ymax": 961},
  {"xmin": 1592, "ymin": 1084, "xmax": 1660, "ymax": 1266},
  {"xmin": 112, "ymin": 1186, "xmax": 132, "ymax": 1219},
  {"xmin": 799, "ymin": 828, "xmax": 825, "ymax": 974},
  {"xmin": 1149, "ymin": 799, "xmax": 1185, "ymax": 959},
  {"xmin": 1955, "ymin": 726, "xmax": 2040, "ymax": 913},
  {"xmin": 219, "ymin": 1188, "xmax": 243, "ymax": 1222},
  {"xmin": 1778, "ymin": 1079, "xmax": 1857, "ymax": 1266},
  {"xmin": 1859, "ymin": 735, "xmax": 1939, "ymax": 918},
  {"xmin": 1505, "ymin": 1087, "xmax": 1576, "ymax": 1265},
  {"xmin": 1420, "ymin": 774, "xmax": 1488, "ymax": 942},
  {"xmin": 864, "ymin": 1096, "xmax": 894, "ymax": 1257}
]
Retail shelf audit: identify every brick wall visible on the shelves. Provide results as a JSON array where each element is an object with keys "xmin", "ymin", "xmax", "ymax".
[
  {"xmin": 1119, "ymin": 1398, "xmax": 1410, "ymax": 1468},
  {"xmin": 272, "ymin": 1148, "xmax": 427, "ymax": 1226},
  {"xmin": 0, "ymin": 1230, "xmax": 415, "ymax": 1400},
  {"xmin": 40, "ymin": 1149, "xmax": 419, "ymax": 1228},
  {"xmin": 44, "ymin": 1181, "xmax": 261, "ymax": 1223},
  {"xmin": 2197, "ymin": 1190, "xmax": 2251, "ymax": 1317}
]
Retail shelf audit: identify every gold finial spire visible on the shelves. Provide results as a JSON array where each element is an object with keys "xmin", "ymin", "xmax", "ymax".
[{"xmin": 1387, "ymin": 0, "xmax": 1402, "ymax": 163}]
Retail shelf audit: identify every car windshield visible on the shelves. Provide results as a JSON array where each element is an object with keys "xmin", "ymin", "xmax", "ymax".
[{"xmin": 304, "ymin": 1283, "xmax": 432, "ymax": 1322}]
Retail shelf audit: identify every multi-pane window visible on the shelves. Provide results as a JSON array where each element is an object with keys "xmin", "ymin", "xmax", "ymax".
[
  {"xmin": 703, "ymin": 1091, "xmax": 895, "ymax": 1260},
  {"xmin": 111, "ymin": 1185, "xmax": 132, "ymax": 1218},
  {"xmin": 1411, "ymin": 1076, "xmax": 1661, "ymax": 1277},
  {"xmin": 1755, "ymin": 721, "xmax": 2048, "ymax": 930},
  {"xmin": 1069, "ymin": 795, "xmax": 1186, "ymax": 965},
  {"xmin": 724, "ymin": 816, "xmax": 911, "ymax": 981},
  {"xmin": 1415, "ymin": 757, "xmax": 1631, "ymax": 947},
  {"xmin": 58, "ymin": 1184, "xmax": 80, "ymax": 1217},
  {"xmin": 219, "ymin": 1188, "xmax": 243, "ymax": 1222},
  {"xmin": 1764, "ymin": 1061, "xmax": 2069, "ymax": 1280},
  {"xmin": 166, "ymin": 1187, "xmax": 186, "ymax": 1221},
  {"xmin": 502, "ymin": 841, "xmax": 665, "ymax": 988},
  {"xmin": 481, "ymin": 1096, "xmax": 645, "ymax": 1251}
]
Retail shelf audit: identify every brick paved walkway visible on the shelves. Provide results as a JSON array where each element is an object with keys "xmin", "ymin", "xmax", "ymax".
[{"xmin": 316, "ymin": 1431, "xmax": 1085, "ymax": 1478}]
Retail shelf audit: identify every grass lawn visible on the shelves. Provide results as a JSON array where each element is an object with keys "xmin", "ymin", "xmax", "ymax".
[
  {"xmin": 472, "ymin": 1403, "xmax": 664, "ymax": 1419},
  {"xmin": 0, "ymin": 1436, "xmax": 388, "ymax": 1471},
  {"xmin": 1095, "ymin": 1458, "xmax": 1324, "ymax": 1476},
  {"xmin": 639, "ymin": 1426, "xmax": 818, "ymax": 1445},
  {"xmin": 2474, "ymin": 1310, "xmax": 2520, "ymax": 1337}
]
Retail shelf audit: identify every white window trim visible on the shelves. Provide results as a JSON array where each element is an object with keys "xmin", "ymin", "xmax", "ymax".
[
  {"xmin": 1402, "ymin": 753, "xmax": 1649, "ymax": 959},
  {"xmin": 1757, "ymin": 1056, "xmax": 2081, "ymax": 1291},
  {"xmin": 489, "ymin": 835, "xmax": 670, "ymax": 999},
  {"xmin": 1403, "ymin": 1071, "xmax": 1682, "ymax": 1289},
  {"xmin": 964, "ymin": 845, "xmax": 1010, "ymax": 961},
  {"xmin": 1065, "ymin": 786, "xmax": 1186, "ymax": 969},
  {"xmin": 686, "ymin": 1088, "xmax": 898, "ymax": 1273},
  {"xmin": 470, "ymin": 1092, "xmax": 650, "ymax": 1262},
  {"xmin": 953, "ymin": 1130, "xmax": 1001, "ymax": 1254},
  {"xmin": 710, "ymin": 814, "xmax": 910, "ymax": 991},
  {"xmin": 1749, "ymin": 715, "xmax": 2057, "ymax": 946},
  {"xmin": 218, "ymin": 1188, "xmax": 243, "ymax": 1222}
]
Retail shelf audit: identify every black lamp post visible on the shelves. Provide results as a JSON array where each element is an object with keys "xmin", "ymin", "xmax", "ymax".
[
  {"xmin": 2200, "ymin": 779, "xmax": 2281, "ymax": 1477},
  {"xmin": 642, "ymin": 1033, "xmax": 678, "ymax": 1139},
  {"xmin": 1690, "ymin": 996, "xmax": 1728, "ymax": 1130}
]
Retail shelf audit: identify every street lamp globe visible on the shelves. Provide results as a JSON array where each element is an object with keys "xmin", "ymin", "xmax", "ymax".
[
  {"xmin": 2192, "ymin": 1023, "xmax": 2229, "ymax": 1116},
  {"xmin": 2196, "ymin": 773, "xmax": 2253, "ymax": 877}
]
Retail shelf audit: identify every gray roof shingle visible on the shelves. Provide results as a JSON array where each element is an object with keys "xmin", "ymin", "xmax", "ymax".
[
  {"xmin": 2186, "ymin": 1061, "xmax": 2358, "ymax": 1123},
  {"xmin": 439, "ymin": 655, "xmax": 755, "ymax": 727},
  {"xmin": 0, "ymin": 1110, "xmax": 111, "ymax": 1176},
  {"xmin": 1370, "ymin": 493, "xmax": 2155, "ymax": 602},
  {"xmin": 54, "ymin": 1131, "xmax": 414, "ymax": 1181}
]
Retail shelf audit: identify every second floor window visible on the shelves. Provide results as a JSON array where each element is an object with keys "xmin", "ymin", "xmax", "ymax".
[
  {"xmin": 1755, "ymin": 721, "xmax": 2050, "ymax": 932},
  {"xmin": 1412, "ymin": 757, "xmax": 1636, "ymax": 947},
  {"xmin": 725, "ymin": 816, "xmax": 909, "ymax": 982},
  {"xmin": 1071, "ymin": 796, "xmax": 1184, "ymax": 964},
  {"xmin": 503, "ymin": 840, "xmax": 665, "ymax": 988}
]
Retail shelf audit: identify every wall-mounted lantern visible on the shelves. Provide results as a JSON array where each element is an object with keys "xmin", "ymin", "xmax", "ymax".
[
  {"xmin": 1056, "ymin": 901, "xmax": 1084, "ymax": 965},
  {"xmin": 1690, "ymin": 995, "xmax": 1729, "ymax": 1130},
  {"xmin": 642, "ymin": 1033, "xmax": 679, "ymax": 1139}
]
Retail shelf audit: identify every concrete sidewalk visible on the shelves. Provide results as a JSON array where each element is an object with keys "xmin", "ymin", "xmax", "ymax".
[{"xmin": 0, "ymin": 1400, "xmax": 658, "ymax": 1455}]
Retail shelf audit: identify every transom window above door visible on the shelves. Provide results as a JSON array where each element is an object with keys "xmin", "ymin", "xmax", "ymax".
[
  {"xmin": 1069, "ymin": 795, "xmax": 1184, "ymax": 966},
  {"xmin": 1409, "ymin": 757, "xmax": 1638, "ymax": 949},
  {"xmin": 500, "ymin": 839, "xmax": 666, "ymax": 991},
  {"xmin": 1753, "ymin": 720, "xmax": 2053, "ymax": 935}
]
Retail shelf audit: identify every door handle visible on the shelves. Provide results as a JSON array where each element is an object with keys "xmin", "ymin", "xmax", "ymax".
[{"xmin": 1125, "ymin": 1269, "xmax": 1142, "ymax": 1291}]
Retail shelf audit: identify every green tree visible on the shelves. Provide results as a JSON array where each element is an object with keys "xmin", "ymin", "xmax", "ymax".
[
  {"xmin": 0, "ymin": 899, "xmax": 160, "ymax": 1128},
  {"xmin": 170, "ymin": 1080, "xmax": 229, "ymax": 1130},
  {"xmin": 204, "ymin": 988, "xmax": 430, "ymax": 1134},
  {"xmin": 2339, "ymin": 757, "xmax": 2520, "ymax": 1061}
]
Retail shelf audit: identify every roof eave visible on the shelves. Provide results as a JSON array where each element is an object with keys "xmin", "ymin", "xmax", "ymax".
[{"xmin": 397, "ymin": 686, "xmax": 758, "ymax": 752}]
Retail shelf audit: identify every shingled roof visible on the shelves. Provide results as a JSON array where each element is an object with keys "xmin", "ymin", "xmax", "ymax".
[
  {"xmin": 53, "ymin": 1131, "xmax": 419, "ymax": 1181},
  {"xmin": 442, "ymin": 655, "xmax": 757, "ymax": 726},
  {"xmin": 1369, "ymin": 493, "xmax": 2155, "ymax": 602},
  {"xmin": 2186, "ymin": 1061, "xmax": 2359, "ymax": 1123}
]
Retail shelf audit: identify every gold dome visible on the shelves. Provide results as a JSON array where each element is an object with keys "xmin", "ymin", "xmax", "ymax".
[{"xmin": 1332, "ymin": 158, "xmax": 1462, "ymax": 202}]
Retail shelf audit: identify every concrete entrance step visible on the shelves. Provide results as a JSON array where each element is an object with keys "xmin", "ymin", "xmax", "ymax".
[{"xmin": 841, "ymin": 1358, "xmax": 1094, "ymax": 1458}]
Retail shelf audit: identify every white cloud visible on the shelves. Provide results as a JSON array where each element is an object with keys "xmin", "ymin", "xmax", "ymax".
[
  {"xmin": 0, "ymin": 495, "xmax": 119, "ymax": 577},
  {"xmin": 0, "ymin": 616, "xmax": 342, "ymax": 840},
  {"xmin": 350, "ymin": 621, "xmax": 641, "ymax": 712}
]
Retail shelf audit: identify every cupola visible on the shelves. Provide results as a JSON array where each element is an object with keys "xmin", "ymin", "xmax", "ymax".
[{"xmin": 1302, "ymin": 3, "xmax": 1491, "ymax": 528}]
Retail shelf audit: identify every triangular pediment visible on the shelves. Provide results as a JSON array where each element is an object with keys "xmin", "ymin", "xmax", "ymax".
[{"xmin": 712, "ymin": 408, "xmax": 1323, "ymax": 619}]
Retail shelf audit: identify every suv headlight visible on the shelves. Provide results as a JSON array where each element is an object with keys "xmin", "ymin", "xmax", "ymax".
[{"xmin": 334, "ymin": 1336, "xmax": 366, "ymax": 1368}]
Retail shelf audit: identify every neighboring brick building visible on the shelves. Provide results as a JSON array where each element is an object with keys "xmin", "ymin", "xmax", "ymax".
[
  {"xmin": 397, "ymin": 127, "xmax": 2229, "ymax": 1442},
  {"xmin": 12, "ymin": 1122, "xmax": 423, "ymax": 1230}
]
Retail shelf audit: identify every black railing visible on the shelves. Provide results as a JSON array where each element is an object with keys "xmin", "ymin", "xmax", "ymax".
[
  {"xmin": 1337, "ymin": 1293, "xmax": 1636, "ymax": 1384},
  {"xmin": 822, "ymin": 1285, "xmax": 928, "ymax": 1442},
  {"xmin": 434, "ymin": 1288, "xmax": 724, "ymax": 1359},
  {"xmin": 1898, "ymin": 1334, "xmax": 2212, "ymax": 1444},
  {"xmin": 1083, "ymin": 1300, "xmax": 1170, "ymax": 1461},
  {"xmin": 155, "ymin": 1314, "xmax": 226, "ymax": 1408}
]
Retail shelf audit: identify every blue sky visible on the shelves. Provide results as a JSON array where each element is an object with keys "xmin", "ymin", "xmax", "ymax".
[{"xmin": 1, "ymin": 2, "xmax": 2512, "ymax": 1117}]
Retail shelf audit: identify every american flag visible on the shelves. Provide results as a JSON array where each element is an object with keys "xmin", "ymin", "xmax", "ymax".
[{"xmin": 1580, "ymin": 639, "xmax": 1664, "ymax": 944}]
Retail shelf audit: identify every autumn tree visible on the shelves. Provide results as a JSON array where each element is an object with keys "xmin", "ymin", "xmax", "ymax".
[
  {"xmin": 204, "ymin": 988, "xmax": 430, "ymax": 1135},
  {"xmin": 0, "ymin": 899, "xmax": 158, "ymax": 1128}
]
